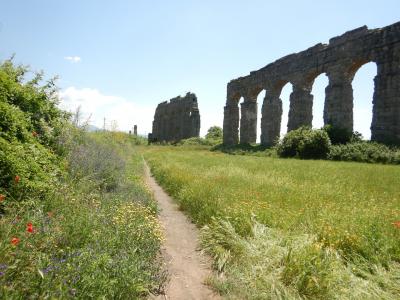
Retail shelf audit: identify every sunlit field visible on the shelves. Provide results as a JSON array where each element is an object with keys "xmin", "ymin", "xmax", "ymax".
[{"xmin": 143, "ymin": 146, "xmax": 400, "ymax": 299}]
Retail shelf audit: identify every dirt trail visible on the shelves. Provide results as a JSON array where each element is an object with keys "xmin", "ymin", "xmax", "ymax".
[{"xmin": 144, "ymin": 162, "xmax": 220, "ymax": 300}]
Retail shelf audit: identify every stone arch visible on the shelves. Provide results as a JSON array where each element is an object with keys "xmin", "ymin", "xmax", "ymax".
[
  {"xmin": 226, "ymin": 90, "xmax": 242, "ymax": 105},
  {"xmin": 224, "ymin": 22, "xmax": 400, "ymax": 146}
]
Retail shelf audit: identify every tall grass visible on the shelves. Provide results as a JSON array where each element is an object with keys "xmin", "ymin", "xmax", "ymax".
[{"xmin": 143, "ymin": 146, "xmax": 400, "ymax": 299}]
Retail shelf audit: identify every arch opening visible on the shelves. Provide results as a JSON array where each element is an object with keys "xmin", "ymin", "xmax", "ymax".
[
  {"xmin": 256, "ymin": 90, "xmax": 266, "ymax": 143},
  {"xmin": 352, "ymin": 62, "xmax": 377, "ymax": 140},
  {"xmin": 238, "ymin": 96, "xmax": 244, "ymax": 142},
  {"xmin": 279, "ymin": 82, "xmax": 293, "ymax": 138},
  {"xmin": 310, "ymin": 73, "xmax": 329, "ymax": 129}
]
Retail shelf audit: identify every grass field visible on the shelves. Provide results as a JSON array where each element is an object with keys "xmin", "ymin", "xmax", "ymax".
[{"xmin": 143, "ymin": 146, "xmax": 400, "ymax": 299}]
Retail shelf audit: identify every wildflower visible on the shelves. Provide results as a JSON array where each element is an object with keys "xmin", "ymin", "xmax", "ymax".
[
  {"xmin": 14, "ymin": 175, "xmax": 20, "ymax": 184},
  {"xmin": 0, "ymin": 194, "xmax": 5, "ymax": 202},
  {"xmin": 47, "ymin": 211, "xmax": 54, "ymax": 218},
  {"xmin": 27, "ymin": 222, "xmax": 34, "ymax": 233},
  {"xmin": 32, "ymin": 131, "xmax": 38, "ymax": 137},
  {"xmin": 11, "ymin": 237, "xmax": 20, "ymax": 246},
  {"xmin": 392, "ymin": 221, "xmax": 400, "ymax": 229}
]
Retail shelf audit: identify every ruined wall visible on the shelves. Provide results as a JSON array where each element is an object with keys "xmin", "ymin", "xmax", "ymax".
[
  {"xmin": 133, "ymin": 125, "xmax": 137, "ymax": 136},
  {"xmin": 223, "ymin": 21, "xmax": 400, "ymax": 146},
  {"xmin": 150, "ymin": 92, "xmax": 200, "ymax": 142}
]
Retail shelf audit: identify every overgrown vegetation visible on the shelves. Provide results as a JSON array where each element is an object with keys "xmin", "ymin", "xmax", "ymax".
[
  {"xmin": 143, "ymin": 146, "xmax": 400, "ymax": 299},
  {"xmin": 276, "ymin": 127, "xmax": 331, "ymax": 159},
  {"xmin": 275, "ymin": 126, "xmax": 400, "ymax": 164},
  {"xmin": 328, "ymin": 141, "xmax": 400, "ymax": 164},
  {"xmin": 322, "ymin": 124, "xmax": 363, "ymax": 145},
  {"xmin": 211, "ymin": 126, "xmax": 400, "ymax": 165},
  {"xmin": 0, "ymin": 60, "xmax": 165, "ymax": 298}
]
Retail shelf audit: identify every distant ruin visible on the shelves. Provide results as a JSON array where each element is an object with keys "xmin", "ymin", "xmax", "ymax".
[
  {"xmin": 223, "ymin": 21, "xmax": 400, "ymax": 146},
  {"xmin": 149, "ymin": 92, "xmax": 200, "ymax": 142}
]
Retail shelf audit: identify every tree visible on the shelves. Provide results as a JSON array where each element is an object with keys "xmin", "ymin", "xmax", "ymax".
[{"xmin": 205, "ymin": 126, "xmax": 222, "ymax": 140}]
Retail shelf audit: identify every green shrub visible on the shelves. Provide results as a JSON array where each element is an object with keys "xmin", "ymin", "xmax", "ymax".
[
  {"xmin": 0, "ymin": 137, "xmax": 60, "ymax": 201},
  {"xmin": 0, "ymin": 59, "xmax": 67, "ymax": 150},
  {"xmin": 322, "ymin": 125, "xmax": 352, "ymax": 144},
  {"xmin": 178, "ymin": 137, "xmax": 218, "ymax": 146},
  {"xmin": 205, "ymin": 126, "xmax": 223, "ymax": 145},
  {"xmin": 0, "ymin": 101, "xmax": 31, "ymax": 142},
  {"xmin": 328, "ymin": 142, "xmax": 400, "ymax": 164},
  {"xmin": 277, "ymin": 127, "xmax": 331, "ymax": 159},
  {"xmin": 322, "ymin": 125, "xmax": 364, "ymax": 145}
]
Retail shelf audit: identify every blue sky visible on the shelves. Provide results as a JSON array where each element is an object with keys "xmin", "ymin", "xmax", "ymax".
[{"xmin": 1, "ymin": 1, "xmax": 399, "ymax": 138}]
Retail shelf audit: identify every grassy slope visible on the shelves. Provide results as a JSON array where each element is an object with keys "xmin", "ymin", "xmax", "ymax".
[
  {"xmin": 0, "ymin": 61, "xmax": 165, "ymax": 298},
  {"xmin": 1, "ymin": 134, "xmax": 166, "ymax": 298},
  {"xmin": 143, "ymin": 146, "xmax": 400, "ymax": 299}
]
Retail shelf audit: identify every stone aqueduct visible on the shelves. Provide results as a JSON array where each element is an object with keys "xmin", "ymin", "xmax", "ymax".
[
  {"xmin": 150, "ymin": 92, "xmax": 200, "ymax": 143},
  {"xmin": 223, "ymin": 22, "xmax": 400, "ymax": 146}
]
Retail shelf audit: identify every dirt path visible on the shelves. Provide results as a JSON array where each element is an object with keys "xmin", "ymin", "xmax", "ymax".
[{"xmin": 144, "ymin": 162, "xmax": 220, "ymax": 300}]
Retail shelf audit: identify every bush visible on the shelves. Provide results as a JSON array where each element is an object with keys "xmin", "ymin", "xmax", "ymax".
[
  {"xmin": 66, "ymin": 132, "xmax": 125, "ymax": 192},
  {"xmin": 322, "ymin": 125, "xmax": 363, "ymax": 145},
  {"xmin": 328, "ymin": 142, "xmax": 400, "ymax": 164},
  {"xmin": 0, "ymin": 59, "xmax": 66, "ymax": 150},
  {"xmin": 277, "ymin": 127, "xmax": 331, "ymax": 159},
  {"xmin": 178, "ymin": 137, "xmax": 218, "ymax": 146},
  {"xmin": 0, "ymin": 102, "xmax": 31, "ymax": 142},
  {"xmin": 205, "ymin": 126, "xmax": 223, "ymax": 143},
  {"xmin": 0, "ymin": 137, "xmax": 60, "ymax": 202}
]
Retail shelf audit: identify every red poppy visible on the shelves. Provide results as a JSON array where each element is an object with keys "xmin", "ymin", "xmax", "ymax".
[
  {"xmin": 27, "ymin": 222, "xmax": 34, "ymax": 233},
  {"xmin": 14, "ymin": 176, "xmax": 20, "ymax": 184},
  {"xmin": 32, "ymin": 131, "xmax": 38, "ymax": 137},
  {"xmin": 0, "ymin": 194, "xmax": 5, "ymax": 202},
  {"xmin": 392, "ymin": 221, "xmax": 400, "ymax": 229},
  {"xmin": 11, "ymin": 237, "xmax": 20, "ymax": 246}
]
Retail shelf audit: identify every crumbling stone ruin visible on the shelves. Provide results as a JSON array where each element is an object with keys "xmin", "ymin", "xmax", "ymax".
[
  {"xmin": 149, "ymin": 92, "xmax": 200, "ymax": 142},
  {"xmin": 223, "ymin": 22, "xmax": 400, "ymax": 146}
]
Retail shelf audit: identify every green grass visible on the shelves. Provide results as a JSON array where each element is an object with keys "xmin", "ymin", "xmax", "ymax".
[{"xmin": 143, "ymin": 146, "xmax": 400, "ymax": 299}]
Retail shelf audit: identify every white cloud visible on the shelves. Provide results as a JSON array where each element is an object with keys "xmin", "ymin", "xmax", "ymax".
[
  {"xmin": 64, "ymin": 56, "xmax": 81, "ymax": 63},
  {"xmin": 58, "ymin": 87, "xmax": 154, "ymax": 135}
]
